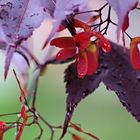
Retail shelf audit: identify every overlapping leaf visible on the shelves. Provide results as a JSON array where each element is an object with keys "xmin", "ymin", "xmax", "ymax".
[
  {"xmin": 102, "ymin": 42, "xmax": 140, "ymax": 122},
  {"xmin": 63, "ymin": 41, "xmax": 140, "ymax": 138},
  {"xmin": 62, "ymin": 61, "xmax": 106, "ymax": 138},
  {"xmin": 43, "ymin": 0, "xmax": 88, "ymax": 48},
  {"xmin": 0, "ymin": 0, "xmax": 47, "ymax": 78},
  {"xmin": 41, "ymin": 0, "xmax": 56, "ymax": 17},
  {"xmin": 0, "ymin": 0, "xmax": 47, "ymax": 43},
  {"xmin": 107, "ymin": 0, "xmax": 138, "ymax": 37}
]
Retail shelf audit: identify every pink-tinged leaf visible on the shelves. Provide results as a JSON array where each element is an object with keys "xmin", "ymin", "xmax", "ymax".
[
  {"xmin": 4, "ymin": 45, "xmax": 16, "ymax": 79},
  {"xmin": 43, "ymin": 0, "xmax": 88, "ymax": 49},
  {"xmin": 71, "ymin": 123, "xmax": 99, "ymax": 140},
  {"xmin": 130, "ymin": 37, "xmax": 140, "ymax": 70},
  {"xmin": 107, "ymin": 0, "xmax": 138, "ymax": 38},
  {"xmin": 13, "ymin": 70, "xmax": 25, "ymax": 102},
  {"xmin": 77, "ymin": 52, "xmax": 88, "ymax": 79},
  {"xmin": 75, "ymin": 32, "xmax": 93, "ymax": 50},
  {"xmin": 87, "ymin": 44, "xmax": 98, "ymax": 75},
  {"xmin": 56, "ymin": 49, "xmax": 76, "ymax": 61},
  {"xmin": 16, "ymin": 105, "xmax": 28, "ymax": 140},
  {"xmin": 0, "ymin": 121, "xmax": 6, "ymax": 140},
  {"xmin": 0, "ymin": 26, "xmax": 7, "ymax": 44},
  {"xmin": 50, "ymin": 37, "xmax": 76, "ymax": 48},
  {"xmin": 41, "ymin": 0, "xmax": 56, "ymax": 17},
  {"xmin": 0, "ymin": 0, "xmax": 47, "ymax": 43}
]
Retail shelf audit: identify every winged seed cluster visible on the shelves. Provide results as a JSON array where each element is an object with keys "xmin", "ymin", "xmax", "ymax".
[{"xmin": 0, "ymin": 0, "xmax": 140, "ymax": 140}]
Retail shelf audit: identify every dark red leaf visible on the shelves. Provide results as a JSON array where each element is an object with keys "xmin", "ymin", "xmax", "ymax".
[
  {"xmin": 62, "ymin": 62, "xmax": 105, "ymax": 139},
  {"xmin": 63, "ymin": 41, "xmax": 140, "ymax": 139},
  {"xmin": 101, "ymin": 42, "xmax": 140, "ymax": 122}
]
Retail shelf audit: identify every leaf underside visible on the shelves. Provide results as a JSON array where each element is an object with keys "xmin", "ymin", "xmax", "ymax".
[
  {"xmin": 63, "ymin": 41, "xmax": 140, "ymax": 138},
  {"xmin": 0, "ymin": 0, "xmax": 47, "ymax": 43}
]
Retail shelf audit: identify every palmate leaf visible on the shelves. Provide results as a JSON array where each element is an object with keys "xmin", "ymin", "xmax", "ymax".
[
  {"xmin": 43, "ymin": 0, "xmax": 88, "ymax": 48},
  {"xmin": 101, "ymin": 42, "xmax": 140, "ymax": 121},
  {"xmin": 107, "ymin": 0, "xmax": 138, "ymax": 37},
  {"xmin": 61, "ymin": 62, "xmax": 105, "ymax": 138},
  {"xmin": 0, "ymin": 0, "xmax": 48, "ymax": 79},
  {"xmin": 0, "ymin": 0, "xmax": 47, "ymax": 43},
  {"xmin": 63, "ymin": 41, "xmax": 140, "ymax": 138}
]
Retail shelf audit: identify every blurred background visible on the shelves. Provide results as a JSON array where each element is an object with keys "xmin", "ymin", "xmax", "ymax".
[{"xmin": 0, "ymin": 0, "xmax": 140, "ymax": 140}]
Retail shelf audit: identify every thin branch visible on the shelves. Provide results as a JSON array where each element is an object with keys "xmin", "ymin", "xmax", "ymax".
[
  {"xmin": 102, "ymin": 6, "xmax": 111, "ymax": 35},
  {"xmin": 136, "ymin": 7, "xmax": 140, "ymax": 10},
  {"xmin": 33, "ymin": 123, "xmax": 43, "ymax": 140},
  {"xmin": 31, "ymin": 72, "xmax": 40, "ymax": 109},
  {"xmin": 0, "ymin": 112, "xmax": 20, "ymax": 117},
  {"xmin": 75, "ymin": 3, "xmax": 108, "ymax": 15},
  {"xmin": 20, "ymin": 46, "xmax": 39, "ymax": 66}
]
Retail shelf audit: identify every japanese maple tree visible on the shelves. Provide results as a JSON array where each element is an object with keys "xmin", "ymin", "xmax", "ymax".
[{"xmin": 0, "ymin": 0, "xmax": 140, "ymax": 140}]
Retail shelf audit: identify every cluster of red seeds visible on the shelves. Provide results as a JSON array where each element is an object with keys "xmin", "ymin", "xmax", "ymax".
[{"xmin": 51, "ymin": 19, "xmax": 111, "ymax": 78}]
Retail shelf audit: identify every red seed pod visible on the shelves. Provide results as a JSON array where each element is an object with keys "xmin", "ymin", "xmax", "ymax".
[
  {"xmin": 0, "ymin": 121, "xmax": 6, "ymax": 140},
  {"xmin": 72, "ymin": 134, "xmax": 82, "ymax": 140},
  {"xmin": 130, "ymin": 37, "xmax": 140, "ymax": 70}
]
